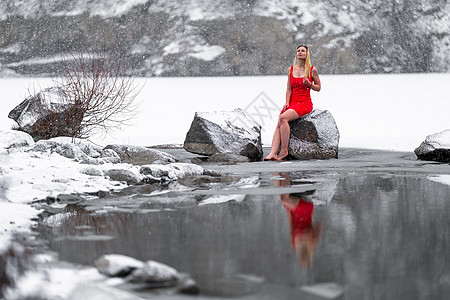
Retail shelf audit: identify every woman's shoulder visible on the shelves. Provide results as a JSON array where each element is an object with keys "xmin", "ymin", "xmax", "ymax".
[{"xmin": 287, "ymin": 66, "xmax": 293, "ymax": 75}]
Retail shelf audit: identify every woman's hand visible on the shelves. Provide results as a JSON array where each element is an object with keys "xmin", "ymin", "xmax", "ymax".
[
  {"xmin": 303, "ymin": 76, "xmax": 312, "ymax": 88},
  {"xmin": 282, "ymin": 104, "xmax": 289, "ymax": 111}
]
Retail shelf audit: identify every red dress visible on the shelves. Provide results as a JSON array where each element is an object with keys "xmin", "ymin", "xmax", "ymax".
[{"xmin": 280, "ymin": 66, "xmax": 314, "ymax": 117}]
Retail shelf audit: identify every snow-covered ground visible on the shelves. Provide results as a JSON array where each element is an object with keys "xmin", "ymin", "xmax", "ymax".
[{"xmin": 1, "ymin": 74, "xmax": 450, "ymax": 298}]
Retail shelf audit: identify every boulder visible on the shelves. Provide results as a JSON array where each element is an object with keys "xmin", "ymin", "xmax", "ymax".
[
  {"xmin": 104, "ymin": 144, "xmax": 176, "ymax": 165},
  {"xmin": 414, "ymin": 129, "xmax": 450, "ymax": 162},
  {"xmin": 8, "ymin": 87, "xmax": 82, "ymax": 139},
  {"xmin": 288, "ymin": 110, "xmax": 339, "ymax": 160},
  {"xmin": 184, "ymin": 108, "xmax": 263, "ymax": 160}
]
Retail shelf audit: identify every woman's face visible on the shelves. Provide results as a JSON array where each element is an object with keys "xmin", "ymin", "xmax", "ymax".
[{"xmin": 296, "ymin": 47, "xmax": 308, "ymax": 60}]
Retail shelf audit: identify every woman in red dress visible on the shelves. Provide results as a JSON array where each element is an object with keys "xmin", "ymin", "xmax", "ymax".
[{"xmin": 264, "ymin": 45, "xmax": 321, "ymax": 161}]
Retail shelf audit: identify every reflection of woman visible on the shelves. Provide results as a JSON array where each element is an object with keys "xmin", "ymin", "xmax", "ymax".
[
  {"xmin": 274, "ymin": 173, "xmax": 322, "ymax": 268},
  {"xmin": 264, "ymin": 45, "xmax": 321, "ymax": 161},
  {"xmin": 281, "ymin": 195, "xmax": 322, "ymax": 268}
]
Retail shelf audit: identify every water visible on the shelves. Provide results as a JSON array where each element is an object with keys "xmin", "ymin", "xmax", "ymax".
[{"xmin": 37, "ymin": 150, "xmax": 450, "ymax": 299}]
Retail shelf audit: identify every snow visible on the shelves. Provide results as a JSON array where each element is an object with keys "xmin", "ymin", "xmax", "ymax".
[
  {"xmin": 0, "ymin": 0, "xmax": 150, "ymax": 19},
  {"xmin": 198, "ymin": 194, "xmax": 246, "ymax": 206},
  {"xmin": 5, "ymin": 263, "xmax": 105, "ymax": 300},
  {"xmin": 0, "ymin": 149, "xmax": 129, "ymax": 203},
  {"xmin": 188, "ymin": 45, "xmax": 226, "ymax": 61},
  {"xmin": 424, "ymin": 130, "xmax": 450, "ymax": 149},
  {"xmin": 198, "ymin": 109, "xmax": 260, "ymax": 141},
  {"xmin": 0, "ymin": 202, "xmax": 40, "ymax": 252},
  {"xmin": 428, "ymin": 175, "xmax": 450, "ymax": 186}
]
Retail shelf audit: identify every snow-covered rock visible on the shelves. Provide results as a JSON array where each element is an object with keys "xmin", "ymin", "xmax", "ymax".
[
  {"xmin": 8, "ymin": 87, "xmax": 81, "ymax": 138},
  {"xmin": 105, "ymin": 169, "xmax": 142, "ymax": 185},
  {"xmin": 95, "ymin": 254, "xmax": 144, "ymax": 277},
  {"xmin": 184, "ymin": 108, "xmax": 263, "ymax": 160},
  {"xmin": 95, "ymin": 255, "xmax": 199, "ymax": 294},
  {"xmin": 0, "ymin": 130, "xmax": 34, "ymax": 151},
  {"xmin": 288, "ymin": 110, "xmax": 339, "ymax": 160},
  {"xmin": 127, "ymin": 260, "xmax": 179, "ymax": 286},
  {"xmin": 32, "ymin": 137, "xmax": 120, "ymax": 164},
  {"xmin": 414, "ymin": 129, "xmax": 450, "ymax": 162},
  {"xmin": 104, "ymin": 144, "xmax": 176, "ymax": 165},
  {"xmin": 140, "ymin": 162, "xmax": 204, "ymax": 183}
]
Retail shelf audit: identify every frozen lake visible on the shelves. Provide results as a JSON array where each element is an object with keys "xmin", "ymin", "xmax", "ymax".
[{"xmin": 1, "ymin": 73, "xmax": 449, "ymax": 151}]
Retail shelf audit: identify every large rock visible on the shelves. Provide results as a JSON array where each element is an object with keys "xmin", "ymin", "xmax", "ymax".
[
  {"xmin": 104, "ymin": 144, "xmax": 176, "ymax": 165},
  {"xmin": 288, "ymin": 110, "xmax": 339, "ymax": 159},
  {"xmin": 184, "ymin": 108, "xmax": 263, "ymax": 160},
  {"xmin": 8, "ymin": 87, "xmax": 82, "ymax": 139},
  {"xmin": 414, "ymin": 130, "xmax": 450, "ymax": 162}
]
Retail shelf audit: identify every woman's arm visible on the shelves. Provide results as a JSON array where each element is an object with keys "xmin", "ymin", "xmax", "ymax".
[
  {"xmin": 309, "ymin": 67, "xmax": 321, "ymax": 92},
  {"xmin": 284, "ymin": 68, "xmax": 292, "ymax": 110}
]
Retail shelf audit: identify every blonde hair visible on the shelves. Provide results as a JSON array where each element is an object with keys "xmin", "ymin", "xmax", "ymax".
[{"xmin": 294, "ymin": 45, "xmax": 312, "ymax": 78}]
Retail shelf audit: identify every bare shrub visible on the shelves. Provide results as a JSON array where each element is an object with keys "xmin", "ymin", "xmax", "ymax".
[
  {"xmin": 53, "ymin": 50, "xmax": 141, "ymax": 139},
  {"xmin": 20, "ymin": 50, "xmax": 141, "ymax": 140}
]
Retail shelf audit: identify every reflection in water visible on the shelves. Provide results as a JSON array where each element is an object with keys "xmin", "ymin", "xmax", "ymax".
[
  {"xmin": 273, "ymin": 173, "xmax": 322, "ymax": 268},
  {"xmin": 38, "ymin": 173, "xmax": 450, "ymax": 300}
]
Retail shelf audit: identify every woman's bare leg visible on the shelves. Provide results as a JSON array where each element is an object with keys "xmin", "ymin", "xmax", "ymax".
[
  {"xmin": 264, "ymin": 125, "xmax": 281, "ymax": 160},
  {"xmin": 277, "ymin": 109, "xmax": 299, "ymax": 160}
]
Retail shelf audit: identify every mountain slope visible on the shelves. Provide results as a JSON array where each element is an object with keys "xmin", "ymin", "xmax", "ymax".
[{"xmin": 0, "ymin": 0, "xmax": 448, "ymax": 76}]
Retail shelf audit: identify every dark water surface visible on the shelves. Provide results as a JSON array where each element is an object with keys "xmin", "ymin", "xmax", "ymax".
[{"xmin": 38, "ymin": 150, "xmax": 450, "ymax": 300}]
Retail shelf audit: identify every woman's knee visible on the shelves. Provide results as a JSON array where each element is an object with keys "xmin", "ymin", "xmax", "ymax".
[{"xmin": 279, "ymin": 114, "xmax": 289, "ymax": 125}]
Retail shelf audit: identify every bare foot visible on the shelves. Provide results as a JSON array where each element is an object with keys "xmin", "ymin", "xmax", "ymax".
[
  {"xmin": 263, "ymin": 154, "xmax": 277, "ymax": 161},
  {"xmin": 275, "ymin": 152, "xmax": 289, "ymax": 161}
]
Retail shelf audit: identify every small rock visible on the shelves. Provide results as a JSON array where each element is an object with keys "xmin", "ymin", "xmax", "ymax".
[
  {"xmin": 178, "ymin": 174, "xmax": 233, "ymax": 188},
  {"xmin": 95, "ymin": 254, "xmax": 144, "ymax": 277},
  {"xmin": 0, "ymin": 130, "xmax": 35, "ymax": 149},
  {"xmin": 30, "ymin": 137, "xmax": 119, "ymax": 165},
  {"xmin": 80, "ymin": 167, "xmax": 104, "ymax": 176},
  {"xmin": 57, "ymin": 194, "xmax": 84, "ymax": 204},
  {"xmin": 177, "ymin": 274, "xmax": 200, "ymax": 295},
  {"xmin": 104, "ymin": 144, "xmax": 177, "ymax": 165},
  {"xmin": 127, "ymin": 260, "xmax": 179, "ymax": 287},
  {"xmin": 105, "ymin": 169, "xmax": 142, "ymax": 185}
]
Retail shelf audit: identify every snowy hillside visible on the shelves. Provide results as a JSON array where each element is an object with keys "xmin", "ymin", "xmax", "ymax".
[{"xmin": 0, "ymin": 0, "xmax": 449, "ymax": 76}]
